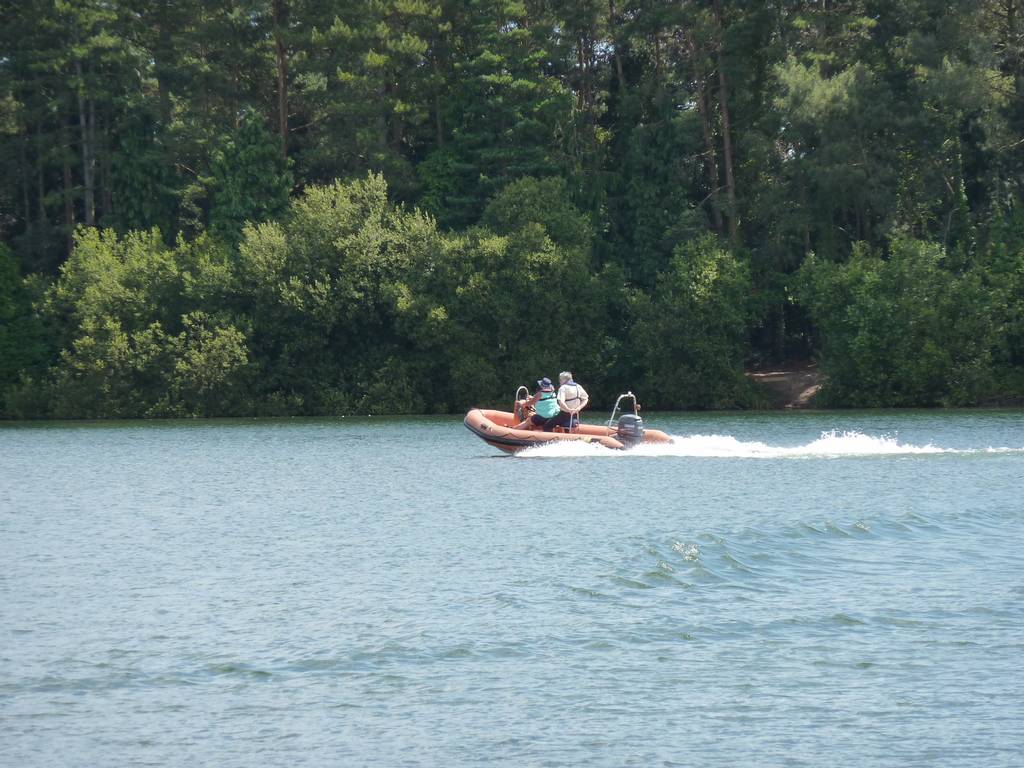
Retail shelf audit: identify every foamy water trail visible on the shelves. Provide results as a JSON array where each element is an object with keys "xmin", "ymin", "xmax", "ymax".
[{"xmin": 515, "ymin": 429, "xmax": 1024, "ymax": 459}]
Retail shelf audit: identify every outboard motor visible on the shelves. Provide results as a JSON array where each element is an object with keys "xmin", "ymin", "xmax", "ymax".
[{"xmin": 616, "ymin": 413, "xmax": 645, "ymax": 448}]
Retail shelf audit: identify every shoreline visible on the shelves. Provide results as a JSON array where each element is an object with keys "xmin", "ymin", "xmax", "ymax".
[
  {"xmin": 746, "ymin": 365, "xmax": 823, "ymax": 409},
  {"xmin": 5, "ymin": 403, "xmax": 1024, "ymax": 425}
]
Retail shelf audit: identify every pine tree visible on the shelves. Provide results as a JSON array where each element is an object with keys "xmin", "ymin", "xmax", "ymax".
[{"xmin": 209, "ymin": 111, "xmax": 293, "ymax": 244}]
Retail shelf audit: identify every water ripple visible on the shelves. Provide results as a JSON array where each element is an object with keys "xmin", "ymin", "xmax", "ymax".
[{"xmin": 1, "ymin": 413, "xmax": 1022, "ymax": 766}]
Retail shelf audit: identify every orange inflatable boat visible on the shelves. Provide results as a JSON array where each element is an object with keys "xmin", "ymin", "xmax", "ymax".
[{"xmin": 464, "ymin": 390, "xmax": 672, "ymax": 454}]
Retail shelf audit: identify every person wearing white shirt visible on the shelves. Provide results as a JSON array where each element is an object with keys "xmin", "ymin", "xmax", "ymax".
[{"xmin": 543, "ymin": 371, "xmax": 590, "ymax": 432}]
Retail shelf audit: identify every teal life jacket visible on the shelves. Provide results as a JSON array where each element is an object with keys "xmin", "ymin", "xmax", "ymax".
[{"xmin": 535, "ymin": 389, "xmax": 559, "ymax": 418}]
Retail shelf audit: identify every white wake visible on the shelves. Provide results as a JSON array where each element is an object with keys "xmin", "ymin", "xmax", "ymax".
[{"xmin": 515, "ymin": 429, "xmax": 1024, "ymax": 459}]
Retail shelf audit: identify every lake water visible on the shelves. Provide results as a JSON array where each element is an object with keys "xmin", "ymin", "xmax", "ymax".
[{"xmin": 2, "ymin": 410, "xmax": 1023, "ymax": 766}]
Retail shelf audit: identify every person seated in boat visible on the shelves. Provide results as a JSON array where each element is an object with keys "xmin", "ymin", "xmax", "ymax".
[
  {"xmin": 514, "ymin": 377, "xmax": 560, "ymax": 430},
  {"xmin": 543, "ymin": 371, "xmax": 590, "ymax": 432}
]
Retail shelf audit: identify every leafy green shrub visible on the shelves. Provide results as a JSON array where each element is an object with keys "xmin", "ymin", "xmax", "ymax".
[
  {"xmin": 627, "ymin": 236, "xmax": 755, "ymax": 408},
  {"xmin": 798, "ymin": 239, "xmax": 1000, "ymax": 406},
  {"xmin": 22, "ymin": 228, "xmax": 249, "ymax": 418},
  {"xmin": 0, "ymin": 245, "xmax": 49, "ymax": 415}
]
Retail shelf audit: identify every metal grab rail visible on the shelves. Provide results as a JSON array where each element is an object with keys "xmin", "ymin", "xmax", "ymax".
[
  {"xmin": 514, "ymin": 385, "xmax": 530, "ymax": 421},
  {"xmin": 605, "ymin": 391, "xmax": 639, "ymax": 429}
]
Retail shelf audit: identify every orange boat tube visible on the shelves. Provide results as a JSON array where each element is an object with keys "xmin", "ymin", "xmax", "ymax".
[{"xmin": 464, "ymin": 400, "xmax": 672, "ymax": 455}]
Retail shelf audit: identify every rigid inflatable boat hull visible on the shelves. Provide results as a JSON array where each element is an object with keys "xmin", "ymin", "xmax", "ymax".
[{"xmin": 464, "ymin": 408, "xmax": 671, "ymax": 454}]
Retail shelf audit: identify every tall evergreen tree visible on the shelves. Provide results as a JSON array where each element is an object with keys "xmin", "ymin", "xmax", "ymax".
[{"xmin": 209, "ymin": 111, "xmax": 293, "ymax": 244}]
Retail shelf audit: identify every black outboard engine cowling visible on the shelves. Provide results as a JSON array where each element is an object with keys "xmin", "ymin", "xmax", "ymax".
[{"xmin": 616, "ymin": 413, "xmax": 645, "ymax": 448}]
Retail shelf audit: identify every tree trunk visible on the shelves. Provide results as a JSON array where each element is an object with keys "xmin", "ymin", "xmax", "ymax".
[
  {"xmin": 576, "ymin": 38, "xmax": 586, "ymax": 111},
  {"xmin": 378, "ymin": 82, "xmax": 390, "ymax": 152},
  {"xmin": 582, "ymin": 33, "xmax": 591, "ymax": 114},
  {"xmin": 75, "ymin": 60, "xmax": 95, "ymax": 226},
  {"xmin": 773, "ymin": 303, "xmax": 786, "ymax": 361},
  {"xmin": 591, "ymin": 34, "xmax": 599, "ymax": 105},
  {"xmin": 713, "ymin": 0, "xmax": 738, "ymax": 243},
  {"xmin": 32, "ymin": 125, "xmax": 50, "ymax": 262},
  {"xmin": 653, "ymin": 32, "xmax": 664, "ymax": 93},
  {"xmin": 100, "ymin": 107, "xmax": 112, "ymax": 218},
  {"xmin": 434, "ymin": 93, "xmax": 444, "ymax": 147},
  {"xmin": 200, "ymin": 43, "xmax": 210, "ymax": 117},
  {"xmin": 62, "ymin": 113, "xmax": 75, "ymax": 256},
  {"xmin": 433, "ymin": 53, "xmax": 444, "ymax": 146},
  {"xmin": 272, "ymin": 0, "xmax": 289, "ymax": 158},
  {"xmin": 390, "ymin": 109, "xmax": 406, "ymax": 152},
  {"xmin": 693, "ymin": 53, "xmax": 723, "ymax": 234},
  {"xmin": 156, "ymin": 0, "xmax": 173, "ymax": 126},
  {"xmin": 36, "ymin": 127, "xmax": 47, "ymax": 228},
  {"xmin": 800, "ymin": 168, "xmax": 811, "ymax": 256},
  {"xmin": 21, "ymin": 138, "xmax": 32, "ymax": 227},
  {"xmin": 1008, "ymin": 0, "xmax": 1022, "ymax": 96},
  {"xmin": 90, "ymin": 97, "xmax": 101, "ymax": 221},
  {"xmin": 608, "ymin": 0, "xmax": 626, "ymax": 93}
]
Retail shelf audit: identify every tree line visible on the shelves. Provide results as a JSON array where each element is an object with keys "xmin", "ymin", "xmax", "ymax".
[{"xmin": 2, "ymin": 0, "xmax": 1023, "ymax": 416}]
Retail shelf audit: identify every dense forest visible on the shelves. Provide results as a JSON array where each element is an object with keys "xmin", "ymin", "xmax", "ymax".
[{"xmin": 2, "ymin": 0, "xmax": 1023, "ymax": 417}]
